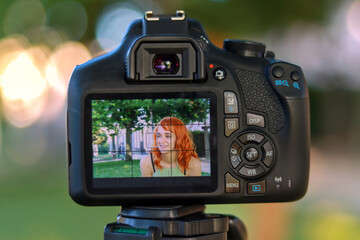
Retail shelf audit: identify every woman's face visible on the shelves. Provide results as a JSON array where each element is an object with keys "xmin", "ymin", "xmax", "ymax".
[{"xmin": 156, "ymin": 126, "xmax": 176, "ymax": 153}]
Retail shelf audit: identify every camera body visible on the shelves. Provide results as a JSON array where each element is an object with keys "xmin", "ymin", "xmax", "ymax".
[{"xmin": 67, "ymin": 11, "xmax": 310, "ymax": 206}]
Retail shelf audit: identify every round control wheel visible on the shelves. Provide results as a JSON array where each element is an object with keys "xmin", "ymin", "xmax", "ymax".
[
  {"xmin": 228, "ymin": 132, "xmax": 275, "ymax": 178},
  {"xmin": 223, "ymin": 40, "xmax": 266, "ymax": 58}
]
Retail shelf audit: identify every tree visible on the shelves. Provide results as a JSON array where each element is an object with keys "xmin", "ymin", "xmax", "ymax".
[
  {"xmin": 92, "ymin": 99, "xmax": 152, "ymax": 161},
  {"xmin": 92, "ymin": 98, "xmax": 211, "ymax": 161},
  {"xmin": 150, "ymin": 99, "xmax": 210, "ymax": 125}
]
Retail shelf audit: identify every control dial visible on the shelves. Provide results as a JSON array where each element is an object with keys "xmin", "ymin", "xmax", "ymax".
[
  {"xmin": 223, "ymin": 40, "xmax": 266, "ymax": 58},
  {"xmin": 228, "ymin": 132, "xmax": 275, "ymax": 178}
]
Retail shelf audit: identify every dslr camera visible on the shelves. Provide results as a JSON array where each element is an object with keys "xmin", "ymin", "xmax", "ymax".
[{"xmin": 67, "ymin": 11, "xmax": 310, "ymax": 206}]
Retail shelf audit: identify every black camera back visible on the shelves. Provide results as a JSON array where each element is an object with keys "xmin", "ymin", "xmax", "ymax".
[{"xmin": 67, "ymin": 11, "xmax": 310, "ymax": 206}]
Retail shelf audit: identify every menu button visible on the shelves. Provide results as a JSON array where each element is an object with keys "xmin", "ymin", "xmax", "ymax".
[{"xmin": 225, "ymin": 173, "xmax": 240, "ymax": 193}]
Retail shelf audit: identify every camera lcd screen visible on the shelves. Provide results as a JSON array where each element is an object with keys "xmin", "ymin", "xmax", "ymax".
[
  {"xmin": 92, "ymin": 98, "xmax": 211, "ymax": 178},
  {"xmin": 86, "ymin": 92, "xmax": 217, "ymax": 194},
  {"xmin": 90, "ymin": 93, "xmax": 215, "ymax": 181}
]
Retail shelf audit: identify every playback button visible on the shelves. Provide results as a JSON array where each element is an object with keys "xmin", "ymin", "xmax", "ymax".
[{"xmin": 248, "ymin": 180, "xmax": 266, "ymax": 194}]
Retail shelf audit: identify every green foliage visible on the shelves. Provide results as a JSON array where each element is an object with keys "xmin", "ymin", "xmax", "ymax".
[
  {"xmin": 92, "ymin": 99, "xmax": 150, "ymax": 134},
  {"xmin": 93, "ymin": 129, "xmax": 107, "ymax": 144},
  {"xmin": 97, "ymin": 144, "xmax": 109, "ymax": 154},
  {"xmin": 150, "ymin": 98, "xmax": 210, "ymax": 124},
  {"xmin": 92, "ymin": 98, "xmax": 210, "ymax": 132}
]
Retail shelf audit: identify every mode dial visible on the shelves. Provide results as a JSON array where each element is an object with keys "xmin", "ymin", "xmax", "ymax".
[{"xmin": 223, "ymin": 40, "xmax": 266, "ymax": 58}]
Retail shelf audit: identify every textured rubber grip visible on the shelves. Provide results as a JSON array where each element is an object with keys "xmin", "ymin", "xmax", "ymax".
[{"xmin": 235, "ymin": 68, "xmax": 285, "ymax": 133}]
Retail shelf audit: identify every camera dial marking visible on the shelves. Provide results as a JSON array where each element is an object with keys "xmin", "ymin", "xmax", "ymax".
[
  {"xmin": 293, "ymin": 82, "xmax": 300, "ymax": 90},
  {"xmin": 200, "ymin": 36, "xmax": 209, "ymax": 44},
  {"xmin": 224, "ymin": 91, "xmax": 238, "ymax": 114},
  {"xmin": 229, "ymin": 142, "xmax": 242, "ymax": 168},
  {"xmin": 274, "ymin": 177, "xmax": 282, "ymax": 183}
]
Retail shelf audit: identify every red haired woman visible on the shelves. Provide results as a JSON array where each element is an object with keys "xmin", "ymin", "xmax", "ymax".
[{"xmin": 140, "ymin": 117, "xmax": 201, "ymax": 177}]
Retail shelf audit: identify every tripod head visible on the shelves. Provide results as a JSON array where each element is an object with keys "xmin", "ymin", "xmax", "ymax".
[{"xmin": 104, "ymin": 205, "xmax": 247, "ymax": 240}]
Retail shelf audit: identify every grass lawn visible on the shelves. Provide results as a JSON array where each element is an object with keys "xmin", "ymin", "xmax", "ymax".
[
  {"xmin": 94, "ymin": 159, "xmax": 141, "ymax": 178},
  {"xmin": 94, "ymin": 160, "xmax": 210, "ymax": 177}
]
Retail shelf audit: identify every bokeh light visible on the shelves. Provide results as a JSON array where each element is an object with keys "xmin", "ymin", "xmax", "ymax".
[
  {"xmin": 41, "ymin": 41, "xmax": 91, "ymax": 123},
  {"xmin": 96, "ymin": 2, "xmax": 143, "ymax": 51},
  {"xmin": 0, "ymin": 52, "xmax": 47, "ymax": 128},
  {"xmin": 0, "ymin": 37, "xmax": 91, "ymax": 127},
  {"xmin": 263, "ymin": 1, "xmax": 360, "ymax": 88},
  {"xmin": 46, "ymin": 1, "xmax": 88, "ymax": 41},
  {"xmin": 1, "ymin": 53, "xmax": 46, "ymax": 101},
  {"xmin": 0, "ymin": 35, "xmax": 29, "ymax": 58},
  {"xmin": 347, "ymin": 0, "xmax": 360, "ymax": 43},
  {"xmin": 3, "ymin": 0, "xmax": 45, "ymax": 37},
  {"xmin": 296, "ymin": 200, "xmax": 360, "ymax": 240}
]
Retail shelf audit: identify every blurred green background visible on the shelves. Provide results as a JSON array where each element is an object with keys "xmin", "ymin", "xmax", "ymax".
[{"xmin": 0, "ymin": 0, "xmax": 360, "ymax": 239}]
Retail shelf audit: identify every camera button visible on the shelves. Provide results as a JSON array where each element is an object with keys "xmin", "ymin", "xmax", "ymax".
[
  {"xmin": 262, "ymin": 141, "xmax": 274, "ymax": 167},
  {"xmin": 272, "ymin": 66, "xmax": 284, "ymax": 78},
  {"xmin": 225, "ymin": 118, "xmax": 239, "ymax": 137},
  {"xmin": 229, "ymin": 142, "xmax": 242, "ymax": 168},
  {"xmin": 238, "ymin": 133, "xmax": 264, "ymax": 144},
  {"xmin": 244, "ymin": 147, "xmax": 259, "ymax": 161},
  {"xmin": 248, "ymin": 180, "xmax": 266, "ymax": 194},
  {"xmin": 224, "ymin": 91, "xmax": 239, "ymax": 114},
  {"xmin": 214, "ymin": 68, "xmax": 226, "ymax": 80},
  {"xmin": 246, "ymin": 113, "xmax": 265, "ymax": 127},
  {"xmin": 238, "ymin": 164, "xmax": 265, "ymax": 177},
  {"xmin": 291, "ymin": 71, "xmax": 301, "ymax": 81},
  {"xmin": 225, "ymin": 173, "xmax": 240, "ymax": 193}
]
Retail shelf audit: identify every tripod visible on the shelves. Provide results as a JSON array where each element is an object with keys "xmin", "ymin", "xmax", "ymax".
[{"xmin": 104, "ymin": 205, "xmax": 247, "ymax": 240}]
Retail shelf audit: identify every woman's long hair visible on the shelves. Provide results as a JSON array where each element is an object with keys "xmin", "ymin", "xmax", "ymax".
[{"xmin": 151, "ymin": 117, "xmax": 199, "ymax": 172}]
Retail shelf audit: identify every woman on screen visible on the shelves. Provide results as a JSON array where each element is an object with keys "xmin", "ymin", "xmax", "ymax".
[{"xmin": 140, "ymin": 117, "xmax": 201, "ymax": 177}]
